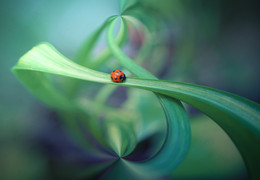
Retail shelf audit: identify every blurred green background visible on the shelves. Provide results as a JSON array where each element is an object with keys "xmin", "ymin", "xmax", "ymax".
[{"xmin": 0, "ymin": 0, "xmax": 259, "ymax": 179}]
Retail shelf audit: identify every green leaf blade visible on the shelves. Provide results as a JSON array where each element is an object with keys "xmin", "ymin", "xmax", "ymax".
[
  {"xmin": 12, "ymin": 42, "xmax": 260, "ymax": 179},
  {"xmin": 106, "ymin": 16, "xmax": 191, "ymax": 177}
]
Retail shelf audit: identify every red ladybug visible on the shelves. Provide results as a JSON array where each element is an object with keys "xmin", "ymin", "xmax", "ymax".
[{"xmin": 110, "ymin": 70, "xmax": 126, "ymax": 83}]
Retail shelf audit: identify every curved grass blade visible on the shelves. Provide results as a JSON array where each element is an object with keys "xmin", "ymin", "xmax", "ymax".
[
  {"xmin": 67, "ymin": 15, "xmax": 120, "ymax": 97},
  {"xmin": 106, "ymin": 17, "xmax": 191, "ymax": 176},
  {"xmin": 12, "ymin": 43, "xmax": 115, "ymax": 157},
  {"xmin": 74, "ymin": 15, "xmax": 118, "ymax": 65},
  {"xmin": 12, "ymin": 42, "xmax": 260, "ymax": 179},
  {"xmin": 108, "ymin": 17, "xmax": 260, "ymax": 179},
  {"xmin": 76, "ymin": 15, "xmax": 127, "ymax": 69},
  {"xmin": 122, "ymin": 15, "xmax": 154, "ymax": 65}
]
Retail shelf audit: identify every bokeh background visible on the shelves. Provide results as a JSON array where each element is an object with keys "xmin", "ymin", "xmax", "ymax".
[{"xmin": 0, "ymin": 0, "xmax": 259, "ymax": 179}]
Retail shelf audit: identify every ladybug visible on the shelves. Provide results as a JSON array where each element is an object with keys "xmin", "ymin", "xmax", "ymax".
[{"xmin": 110, "ymin": 70, "xmax": 126, "ymax": 83}]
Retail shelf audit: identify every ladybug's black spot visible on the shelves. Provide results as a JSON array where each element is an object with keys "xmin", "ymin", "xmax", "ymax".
[
  {"xmin": 111, "ymin": 76, "xmax": 113, "ymax": 80},
  {"xmin": 113, "ymin": 70, "xmax": 115, "ymax": 72},
  {"xmin": 115, "ymin": 77, "xmax": 117, "ymax": 80},
  {"xmin": 123, "ymin": 74, "xmax": 126, "ymax": 80},
  {"xmin": 120, "ymin": 75, "xmax": 123, "ymax": 79}
]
